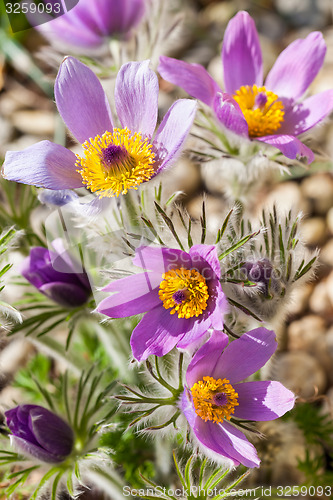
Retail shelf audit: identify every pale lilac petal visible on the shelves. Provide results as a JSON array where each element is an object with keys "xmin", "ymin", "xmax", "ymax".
[
  {"xmin": 55, "ymin": 57, "xmax": 113, "ymax": 144},
  {"xmin": 257, "ymin": 134, "xmax": 314, "ymax": 163},
  {"xmin": 97, "ymin": 272, "xmax": 161, "ymax": 317},
  {"xmin": 132, "ymin": 246, "xmax": 192, "ymax": 273},
  {"xmin": 189, "ymin": 244, "xmax": 221, "ymax": 278},
  {"xmin": 158, "ymin": 56, "xmax": 221, "ymax": 107},
  {"xmin": 153, "ymin": 99, "xmax": 197, "ymax": 175},
  {"xmin": 233, "ymin": 381, "xmax": 295, "ymax": 421},
  {"xmin": 180, "ymin": 389, "xmax": 197, "ymax": 428},
  {"xmin": 265, "ymin": 32, "xmax": 326, "ymax": 100},
  {"xmin": 194, "ymin": 419, "xmax": 260, "ymax": 468},
  {"xmin": 278, "ymin": 90, "xmax": 333, "ymax": 135},
  {"xmin": 209, "ymin": 286, "xmax": 228, "ymax": 330},
  {"xmin": 186, "ymin": 330, "xmax": 229, "ymax": 387},
  {"xmin": 222, "ymin": 11, "xmax": 263, "ymax": 94},
  {"xmin": 130, "ymin": 305, "xmax": 192, "ymax": 361},
  {"xmin": 115, "ymin": 60, "xmax": 159, "ymax": 137},
  {"xmin": 38, "ymin": 16, "xmax": 103, "ymax": 49},
  {"xmin": 2, "ymin": 141, "xmax": 83, "ymax": 189},
  {"xmin": 212, "ymin": 328, "xmax": 277, "ymax": 383},
  {"xmin": 213, "ymin": 93, "xmax": 248, "ymax": 136}
]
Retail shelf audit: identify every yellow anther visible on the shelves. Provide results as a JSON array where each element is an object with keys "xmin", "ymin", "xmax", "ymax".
[{"xmin": 191, "ymin": 376, "xmax": 239, "ymax": 423}]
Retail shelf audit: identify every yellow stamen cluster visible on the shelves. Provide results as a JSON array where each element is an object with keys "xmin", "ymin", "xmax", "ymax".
[
  {"xmin": 233, "ymin": 85, "xmax": 284, "ymax": 137},
  {"xmin": 76, "ymin": 128, "xmax": 156, "ymax": 198},
  {"xmin": 191, "ymin": 376, "xmax": 239, "ymax": 423},
  {"xmin": 158, "ymin": 267, "xmax": 209, "ymax": 319}
]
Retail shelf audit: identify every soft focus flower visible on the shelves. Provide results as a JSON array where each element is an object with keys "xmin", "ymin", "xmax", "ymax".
[
  {"xmin": 158, "ymin": 11, "xmax": 333, "ymax": 163},
  {"xmin": 2, "ymin": 57, "xmax": 196, "ymax": 199},
  {"xmin": 180, "ymin": 328, "xmax": 295, "ymax": 468},
  {"xmin": 21, "ymin": 239, "xmax": 91, "ymax": 308},
  {"xmin": 5, "ymin": 405, "xmax": 74, "ymax": 463},
  {"xmin": 36, "ymin": 0, "xmax": 146, "ymax": 50},
  {"xmin": 97, "ymin": 245, "xmax": 228, "ymax": 361}
]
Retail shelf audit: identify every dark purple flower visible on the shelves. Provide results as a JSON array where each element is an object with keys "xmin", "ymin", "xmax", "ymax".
[
  {"xmin": 21, "ymin": 239, "xmax": 91, "ymax": 308},
  {"xmin": 180, "ymin": 328, "xmax": 295, "ymax": 468},
  {"xmin": 5, "ymin": 405, "xmax": 74, "ymax": 463},
  {"xmin": 37, "ymin": 0, "xmax": 146, "ymax": 50},
  {"xmin": 2, "ymin": 58, "xmax": 196, "ymax": 199},
  {"xmin": 97, "ymin": 244, "xmax": 228, "ymax": 361},
  {"xmin": 158, "ymin": 11, "xmax": 333, "ymax": 163}
]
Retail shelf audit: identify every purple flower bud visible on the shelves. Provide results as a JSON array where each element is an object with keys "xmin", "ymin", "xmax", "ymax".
[
  {"xmin": 5, "ymin": 405, "xmax": 74, "ymax": 463},
  {"xmin": 242, "ymin": 259, "xmax": 272, "ymax": 283},
  {"xmin": 21, "ymin": 240, "xmax": 91, "ymax": 308}
]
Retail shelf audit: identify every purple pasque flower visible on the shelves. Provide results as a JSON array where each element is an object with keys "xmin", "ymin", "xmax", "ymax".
[
  {"xmin": 36, "ymin": 0, "xmax": 146, "ymax": 50},
  {"xmin": 181, "ymin": 328, "xmax": 295, "ymax": 468},
  {"xmin": 5, "ymin": 405, "xmax": 74, "ymax": 463},
  {"xmin": 21, "ymin": 239, "xmax": 91, "ymax": 308},
  {"xmin": 158, "ymin": 11, "xmax": 333, "ymax": 163},
  {"xmin": 2, "ymin": 57, "xmax": 196, "ymax": 199},
  {"xmin": 97, "ymin": 244, "xmax": 228, "ymax": 361}
]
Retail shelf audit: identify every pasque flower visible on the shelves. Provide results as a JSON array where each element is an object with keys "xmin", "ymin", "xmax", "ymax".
[
  {"xmin": 97, "ymin": 245, "xmax": 228, "ymax": 361},
  {"xmin": 2, "ymin": 57, "xmax": 196, "ymax": 199},
  {"xmin": 21, "ymin": 239, "xmax": 91, "ymax": 308},
  {"xmin": 158, "ymin": 11, "xmax": 333, "ymax": 163},
  {"xmin": 5, "ymin": 405, "xmax": 74, "ymax": 463},
  {"xmin": 181, "ymin": 328, "xmax": 295, "ymax": 468},
  {"xmin": 36, "ymin": 0, "xmax": 146, "ymax": 50}
]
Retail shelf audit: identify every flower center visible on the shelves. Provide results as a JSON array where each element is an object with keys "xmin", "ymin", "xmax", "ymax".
[
  {"xmin": 233, "ymin": 85, "xmax": 284, "ymax": 137},
  {"xmin": 76, "ymin": 128, "xmax": 156, "ymax": 198},
  {"xmin": 158, "ymin": 267, "xmax": 209, "ymax": 319},
  {"xmin": 191, "ymin": 376, "xmax": 239, "ymax": 423}
]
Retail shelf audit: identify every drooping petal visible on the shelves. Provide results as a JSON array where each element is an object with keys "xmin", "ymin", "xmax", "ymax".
[
  {"xmin": 55, "ymin": 56, "xmax": 113, "ymax": 144},
  {"xmin": 88, "ymin": 0, "xmax": 145, "ymax": 36},
  {"xmin": 38, "ymin": 189, "xmax": 79, "ymax": 207},
  {"xmin": 115, "ymin": 60, "xmax": 159, "ymax": 138},
  {"xmin": 132, "ymin": 246, "xmax": 192, "ymax": 273},
  {"xmin": 193, "ymin": 419, "xmax": 260, "ymax": 468},
  {"xmin": 97, "ymin": 272, "xmax": 161, "ymax": 317},
  {"xmin": 153, "ymin": 99, "xmax": 197, "ymax": 175},
  {"xmin": 213, "ymin": 93, "xmax": 249, "ymax": 136},
  {"xmin": 257, "ymin": 134, "xmax": 314, "ymax": 163},
  {"xmin": 222, "ymin": 11, "xmax": 263, "ymax": 94},
  {"xmin": 186, "ymin": 330, "xmax": 229, "ymax": 387},
  {"xmin": 212, "ymin": 328, "xmax": 277, "ymax": 383},
  {"xmin": 158, "ymin": 56, "xmax": 221, "ymax": 107},
  {"xmin": 233, "ymin": 381, "xmax": 295, "ymax": 421},
  {"xmin": 130, "ymin": 305, "xmax": 192, "ymax": 361},
  {"xmin": 265, "ymin": 32, "xmax": 326, "ymax": 100},
  {"xmin": 176, "ymin": 314, "xmax": 216, "ymax": 350},
  {"xmin": 38, "ymin": 14, "xmax": 103, "ymax": 49},
  {"xmin": 209, "ymin": 285, "xmax": 228, "ymax": 331},
  {"xmin": 278, "ymin": 90, "xmax": 333, "ymax": 136},
  {"xmin": 2, "ymin": 141, "xmax": 83, "ymax": 189}
]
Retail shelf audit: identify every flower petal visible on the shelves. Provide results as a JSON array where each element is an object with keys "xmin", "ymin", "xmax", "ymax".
[
  {"xmin": 115, "ymin": 60, "xmax": 159, "ymax": 137},
  {"xmin": 233, "ymin": 381, "xmax": 295, "ymax": 421},
  {"xmin": 257, "ymin": 134, "xmax": 314, "ymax": 163},
  {"xmin": 153, "ymin": 99, "xmax": 197, "ymax": 174},
  {"xmin": 213, "ymin": 93, "xmax": 249, "ymax": 136},
  {"xmin": 11, "ymin": 436, "xmax": 64, "ymax": 463},
  {"xmin": 40, "ymin": 282, "xmax": 90, "ymax": 308},
  {"xmin": 2, "ymin": 141, "xmax": 83, "ymax": 189},
  {"xmin": 158, "ymin": 56, "xmax": 221, "ymax": 107},
  {"xmin": 38, "ymin": 14, "xmax": 103, "ymax": 49},
  {"xmin": 278, "ymin": 90, "xmax": 333, "ymax": 135},
  {"xmin": 212, "ymin": 328, "xmax": 277, "ymax": 383},
  {"xmin": 97, "ymin": 272, "xmax": 161, "ymax": 317},
  {"xmin": 265, "ymin": 32, "xmax": 326, "ymax": 100},
  {"xmin": 186, "ymin": 330, "xmax": 229, "ymax": 387},
  {"xmin": 222, "ymin": 11, "xmax": 263, "ymax": 94},
  {"xmin": 130, "ymin": 305, "xmax": 192, "ymax": 361},
  {"xmin": 189, "ymin": 244, "xmax": 221, "ymax": 278},
  {"xmin": 55, "ymin": 56, "xmax": 113, "ymax": 143},
  {"xmin": 29, "ymin": 407, "xmax": 73, "ymax": 458},
  {"xmin": 132, "ymin": 246, "xmax": 192, "ymax": 273},
  {"xmin": 193, "ymin": 419, "xmax": 260, "ymax": 467}
]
